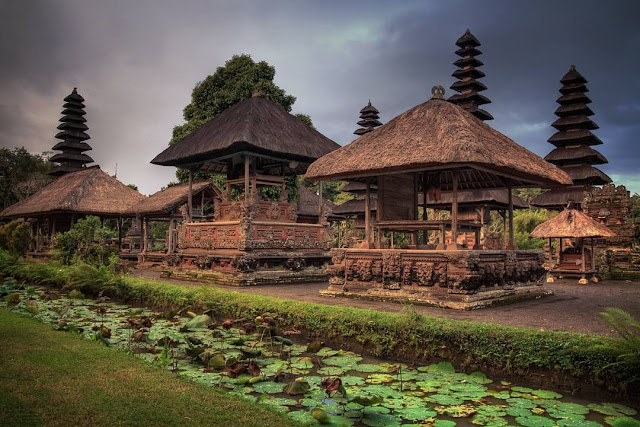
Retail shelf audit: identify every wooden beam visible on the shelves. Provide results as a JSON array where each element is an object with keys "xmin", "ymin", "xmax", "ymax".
[
  {"xmin": 447, "ymin": 172, "xmax": 459, "ymax": 250},
  {"xmin": 318, "ymin": 181, "xmax": 323, "ymax": 223}
]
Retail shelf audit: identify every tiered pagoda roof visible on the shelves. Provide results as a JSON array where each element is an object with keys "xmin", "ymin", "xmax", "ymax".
[
  {"xmin": 49, "ymin": 88, "xmax": 94, "ymax": 176},
  {"xmin": 354, "ymin": 100, "xmax": 382, "ymax": 136},
  {"xmin": 532, "ymin": 66, "xmax": 611, "ymax": 209},
  {"xmin": 448, "ymin": 29, "xmax": 493, "ymax": 121}
]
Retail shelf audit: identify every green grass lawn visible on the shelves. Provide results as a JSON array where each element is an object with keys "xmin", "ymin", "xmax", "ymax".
[{"xmin": 0, "ymin": 308, "xmax": 302, "ymax": 427}]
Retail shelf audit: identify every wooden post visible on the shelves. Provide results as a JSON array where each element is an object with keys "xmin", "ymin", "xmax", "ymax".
[
  {"xmin": 201, "ymin": 190, "xmax": 205, "ymax": 217},
  {"xmin": 142, "ymin": 217, "xmax": 149, "ymax": 253},
  {"xmin": 51, "ymin": 215, "xmax": 56, "ymax": 236},
  {"xmin": 447, "ymin": 172, "xmax": 459, "ymax": 250},
  {"xmin": 548, "ymin": 238, "xmax": 553, "ymax": 268},
  {"xmin": 507, "ymin": 182, "xmax": 515, "ymax": 250},
  {"xmin": 590, "ymin": 238, "xmax": 595, "ymax": 271},
  {"xmin": 244, "ymin": 156, "xmax": 250, "ymax": 202},
  {"xmin": 581, "ymin": 239, "xmax": 586, "ymax": 274},
  {"xmin": 376, "ymin": 176, "xmax": 384, "ymax": 248},
  {"xmin": 364, "ymin": 182, "xmax": 371, "ymax": 246},
  {"xmin": 479, "ymin": 206, "xmax": 485, "ymax": 249},
  {"xmin": 117, "ymin": 216, "xmax": 122, "ymax": 250},
  {"xmin": 422, "ymin": 172, "xmax": 428, "ymax": 245},
  {"xmin": 318, "ymin": 181, "xmax": 323, "ymax": 224},
  {"xmin": 501, "ymin": 211, "xmax": 507, "ymax": 249},
  {"xmin": 188, "ymin": 169, "xmax": 193, "ymax": 222}
]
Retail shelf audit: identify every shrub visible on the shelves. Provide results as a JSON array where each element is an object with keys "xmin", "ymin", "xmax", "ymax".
[
  {"xmin": 54, "ymin": 216, "xmax": 118, "ymax": 266},
  {"xmin": 0, "ymin": 220, "xmax": 31, "ymax": 256}
]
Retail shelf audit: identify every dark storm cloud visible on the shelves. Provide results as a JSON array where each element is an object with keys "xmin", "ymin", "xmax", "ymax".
[{"xmin": 1, "ymin": 0, "xmax": 639, "ymax": 194}]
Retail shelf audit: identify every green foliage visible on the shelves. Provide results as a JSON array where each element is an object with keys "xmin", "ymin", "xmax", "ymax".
[
  {"xmin": 1, "ymin": 251, "xmax": 638, "ymax": 396},
  {"xmin": 513, "ymin": 209, "xmax": 549, "ymax": 249},
  {"xmin": 171, "ymin": 54, "xmax": 308, "ymax": 184},
  {"xmin": 0, "ymin": 147, "xmax": 52, "ymax": 210},
  {"xmin": 54, "ymin": 216, "xmax": 118, "ymax": 266},
  {"xmin": 301, "ymin": 178, "xmax": 347, "ymax": 204},
  {"xmin": 600, "ymin": 306, "xmax": 640, "ymax": 373},
  {"xmin": 294, "ymin": 113, "xmax": 314, "ymax": 129},
  {"xmin": 0, "ymin": 220, "xmax": 31, "ymax": 256},
  {"xmin": 126, "ymin": 183, "xmax": 138, "ymax": 191}
]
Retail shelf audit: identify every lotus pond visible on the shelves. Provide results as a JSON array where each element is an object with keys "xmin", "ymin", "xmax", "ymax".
[{"xmin": 2, "ymin": 285, "xmax": 639, "ymax": 427}]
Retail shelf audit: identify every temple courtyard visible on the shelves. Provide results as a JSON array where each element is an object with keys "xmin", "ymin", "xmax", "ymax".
[{"xmin": 130, "ymin": 269, "xmax": 640, "ymax": 337}]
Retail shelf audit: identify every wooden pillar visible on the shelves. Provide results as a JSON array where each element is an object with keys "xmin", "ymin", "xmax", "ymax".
[
  {"xmin": 188, "ymin": 169, "xmax": 193, "ymax": 222},
  {"xmin": 376, "ymin": 176, "xmax": 384, "ymax": 248},
  {"xmin": 590, "ymin": 238, "xmax": 595, "ymax": 271},
  {"xmin": 318, "ymin": 181, "xmax": 323, "ymax": 224},
  {"xmin": 70, "ymin": 214, "xmax": 75, "ymax": 228},
  {"xmin": 51, "ymin": 215, "xmax": 56, "ymax": 236},
  {"xmin": 244, "ymin": 156, "xmax": 250, "ymax": 202},
  {"xmin": 117, "ymin": 216, "xmax": 122, "ymax": 250},
  {"xmin": 502, "ymin": 211, "xmax": 507, "ymax": 249},
  {"xmin": 548, "ymin": 238, "xmax": 553, "ymax": 268},
  {"xmin": 559, "ymin": 238, "xmax": 563, "ymax": 266},
  {"xmin": 507, "ymin": 182, "xmax": 515, "ymax": 250},
  {"xmin": 390, "ymin": 232, "xmax": 394, "ymax": 248},
  {"xmin": 581, "ymin": 238, "xmax": 586, "ymax": 274},
  {"xmin": 364, "ymin": 182, "xmax": 371, "ymax": 246},
  {"xmin": 447, "ymin": 172, "xmax": 459, "ymax": 250},
  {"xmin": 142, "ymin": 217, "xmax": 149, "ymax": 253},
  {"xmin": 201, "ymin": 190, "xmax": 205, "ymax": 216},
  {"xmin": 479, "ymin": 206, "xmax": 485, "ymax": 249},
  {"xmin": 422, "ymin": 172, "xmax": 428, "ymax": 245}
]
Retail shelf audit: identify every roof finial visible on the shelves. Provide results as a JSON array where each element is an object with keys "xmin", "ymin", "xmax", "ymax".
[
  {"xmin": 570, "ymin": 64, "xmax": 576, "ymax": 71},
  {"xmin": 252, "ymin": 89, "xmax": 262, "ymax": 98},
  {"xmin": 431, "ymin": 85, "xmax": 445, "ymax": 100}
]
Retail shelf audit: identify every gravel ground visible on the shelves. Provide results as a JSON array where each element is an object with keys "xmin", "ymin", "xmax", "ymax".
[{"xmin": 130, "ymin": 269, "xmax": 640, "ymax": 337}]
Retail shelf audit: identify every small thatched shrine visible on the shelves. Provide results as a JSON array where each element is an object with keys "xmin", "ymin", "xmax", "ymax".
[
  {"xmin": 0, "ymin": 166, "xmax": 144, "ymax": 251},
  {"xmin": 530, "ymin": 208, "xmax": 615, "ymax": 282},
  {"xmin": 532, "ymin": 66, "xmax": 611, "ymax": 209},
  {"xmin": 151, "ymin": 94, "xmax": 340, "ymax": 285},
  {"xmin": 305, "ymin": 89, "xmax": 572, "ymax": 308},
  {"xmin": 125, "ymin": 181, "xmax": 220, "ymax": 258}
]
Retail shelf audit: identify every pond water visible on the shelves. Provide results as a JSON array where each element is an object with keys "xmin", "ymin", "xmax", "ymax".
[{"xmin": 2, "ymin": 285, "xmax": 639, "ymax": 427}]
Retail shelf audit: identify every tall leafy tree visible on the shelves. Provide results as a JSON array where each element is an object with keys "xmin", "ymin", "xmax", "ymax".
[
  {"xmin": 170, "ymin": 54, "xmax": 313, "ymax": 184},
  {"xmin": 0, "ymin": 147, "xmax": 52, "ymax": 209}
]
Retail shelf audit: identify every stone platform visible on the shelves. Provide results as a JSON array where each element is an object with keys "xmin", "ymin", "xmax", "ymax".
[{"xmin": 323, "ymin": 248, "xmax": 549, "ymax": 309}]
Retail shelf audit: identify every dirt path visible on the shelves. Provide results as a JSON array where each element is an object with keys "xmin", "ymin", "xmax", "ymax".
[{"xmin": 130, "ymin": 269, "xmax": 640, "ymax": 337}]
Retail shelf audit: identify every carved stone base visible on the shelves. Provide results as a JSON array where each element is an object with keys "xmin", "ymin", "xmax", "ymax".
[
  {"xmin": 323, "ymin": 248, "xmax": 549, "ymax": 309},
  {"xmin": 159, "ymin": 250, "xmax": 330, "ymax": 286}
]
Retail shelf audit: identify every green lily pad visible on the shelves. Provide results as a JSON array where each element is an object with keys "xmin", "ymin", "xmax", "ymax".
[
  {"xmin": 349, "ymin": 394, "xmax": 384, "ymax": 406},
  {"xmin": 353, "ymin": 363, "xmax": 386, "ymax": 373},
  {"xmin": 590, "ymin": 404, "xmax": 637, "ymax": 417},
  {"xmin": 360, "ymin": 385, "xmax": 403, "ymax": 399},
  {"xmin": 365, "ymin": 374, "xmax": 394, "ymax": 384},
  {"xmin": 605, "ymin": 417, "xmax": 640, "ymax": 427},
  {"xmin": 507, "ymin": 398, "xmax": 538, "ymax": 409},
  {"xmin": 472, "ymin": 414, "xmax": 509, "ymax": 426},
  {"xmin": 325, "ymin": 416, "xmax": 355, "ymax": 426},
  {"xmin": 512, "ymin": 386, "xmax": 535, "ymax": 393},
  {"xmin": 542, "ymin": 402, "xmax": 590, "ymax": 415},
  {"xmin": 323, "ymin": 354, "xmax": 363, "ymax": 367},
  {"xmin": 426, "ymin": 394, "xmax": 464, "ymax": 406},
  {"xmin": 532, "ymin": 389, "xmax": 563, "ymax": 399},
  {"xmin": 434, "ymin": 421, "xmax": 457, "ymax": 427},
  {"xmin": 283, "ymin": 379, "xmax": 310, "ymax": 395},
  {"xmin": 427, "ymin": 362, "xmax": 456, "ymax": 374},
  {"xmin": 252, "ymin": 381, "xmax": 286, "ymax": 394},
  {"xmin": 436, "ymin": 404, "xmax": 478, "ymax": 418},
  {"xmin": 507, "ymin": 406, "xmax": 535, "ymax": 418},
  {"xmin": 341, "ymin": 376, "xmax": 365, "ymax": 386},
  {"xmin": 516, "ymin": 415, "xmax": 557, "ymax": 427},
  {"xmin": 557, "ymin": 419, "xmax": 603, "ymax": 427},
  {"xmin": 183, "ymin": 314, "xmax": 213, "ymax": 330},
  {"xmin": 394, "ymin": 407, "xmax": 437, "ymax": 421},
  {"xmin": 361, "ymin": 413, "xmax": 401, "ymax": 427}
]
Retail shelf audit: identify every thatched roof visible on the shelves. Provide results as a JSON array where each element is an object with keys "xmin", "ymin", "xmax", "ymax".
[
  {"xmin": 296, "ymin": 185, "xmax": 338, "ymax": 219},
  {"xmin": 545, "ymin": 146, "xmax": 608, "ymax": 166},
  {"xmin": 420, "ymin": 189, "xmax": 528, "ymax": 210},
  {"xmin": 333, "ymin": 198, "xmax": 378, "ymax": 216},
  {"xmin": 530, "ymin": 186, "xmax": 591, "ymax": 209},
  {"xmin": 530, "ymin": 208, "xmax": 615, "ymax": 238},
  {"xmin": 126, "ymin": 181, "xmax": 217, "ymax": 216},
  {"xmin": 151, "ymin": 96, "xmax": 340, "ymax": 172},
  {"xmin": 0, "ymin": 166, "xmax": 145, "ymax": 218},
  {"xmin": 305, "ymin": 99, "xmax": 572, "ymax": 190}
]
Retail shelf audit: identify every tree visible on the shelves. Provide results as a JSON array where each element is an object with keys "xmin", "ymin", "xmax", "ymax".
[
  {"xmin": 127, "ymin": 183, "xmax": 139, "ymax": 191},
  {"xmin": 0, "ymin": 147, "xmax": 52, "ymax": 209},
  {"xmin": 170, "ymin": 54, "xmax": 314, "ymax": 186}
]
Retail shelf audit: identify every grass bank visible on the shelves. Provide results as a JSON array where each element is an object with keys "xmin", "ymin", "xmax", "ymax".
[
  {"xmin": 2, "ymin": 252, "xmax": 638, "ymax": 398},
  {"xmin": 0, "ymin": 309, "xmax": 301, "ymax": 427}
]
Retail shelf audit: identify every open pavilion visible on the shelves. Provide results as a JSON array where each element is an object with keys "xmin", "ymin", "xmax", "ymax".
[{"xmin": 305, "ymin": 88, "xmax": 572, "ymax": 308}]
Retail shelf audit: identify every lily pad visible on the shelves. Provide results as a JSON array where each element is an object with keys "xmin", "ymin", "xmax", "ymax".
[
  {"xmin": 361, "ymin": 413, "xmax": 402, "ymax": 427},
  {"xmin": 252, "ymin": 381, "xmax": 286, "ymax": 394},
  {"xmin": 428, "ymin": 362, "xmax": 456, "ymax": 374},
  {"xmin": 605, "ymin": 417, "xmax": 640, "ymax": 427},
  {"xmin": 516, "ymin": 416, "xmax": 557, "ymax": 427},
  {"xmin": 426, "ymin": 394, "xmax": 464, "ymax": 406},
  {"xmin": 532, "ymin": 389, "xmax": 563, "ymax": 399},
  {"xmin": 436, "ymin": 404, "xmax": 478, "ymax": 418},
  {"xmin": 394, "ymin": 407, "xmax": 438, "ymax": 421},
  {"xmin": 590, "ymin": 404, "xmax": 637, "ymax": 417}
]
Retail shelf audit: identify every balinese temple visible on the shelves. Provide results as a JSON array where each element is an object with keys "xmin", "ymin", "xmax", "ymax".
[
  {"xmin": 531, "ymin": 66, "xmax": 611, "ymax": 209},
  {"xmin": 150, "ymin": 93, "xmax": 340, "ymax": 286},
  {"xmin": 306, "ymin": 88, "xmax": 572, "ymax": 309},
  {"xmin": 49, "ymin": 88, "xmax": 94, "ymax": 176},
  {"xmin": 448, "ymin": 29, "xmax": 493, "ymax": 121},
  {"xmin": 354, "ymin": 100, "xmax": 382, "ymax": 136},
  {"xmin": 0, "ymin": 166, "xmax": 144, "ymax": 252},
  {"xmin": 0, "ymin": 88, "xmax": 144, "ymax": 252}
]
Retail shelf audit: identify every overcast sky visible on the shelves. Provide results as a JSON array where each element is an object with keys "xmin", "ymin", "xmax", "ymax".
[{"xmin": 1, "ymin": 0, "xmax": 639, "ymax": 195}]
